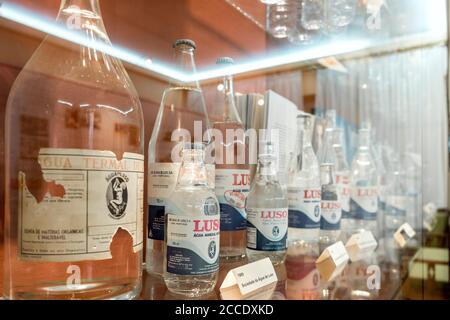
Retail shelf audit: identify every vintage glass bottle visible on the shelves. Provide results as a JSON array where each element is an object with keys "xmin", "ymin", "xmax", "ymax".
[
  {"xmin": 319, "ymin": 164, "xmax": 342, "ymax": 250},
  {"xmin": 245, "ymin": 140, "xmax": 288, "ymax": 265},
  {"xmin": 147, "ymin": 39, "xmax": 211, "ymax": 275},
  {"xmin": 287, "ymin": 114, "xmax": 321, "ymax": 245},
  {"xmin": 4, "ymin": 0, "xmax": 144, "ymax": 299},
  {"xmin": 212, "ymin": 57, "xmax": 250, "ymax": 261},
  {"xmin": 163, "ymin": 143, "xmax": 220, "ymax": 297},
  {"xmin": 349, "ymin": 128, "xmax": 379, "ymax": 237}
]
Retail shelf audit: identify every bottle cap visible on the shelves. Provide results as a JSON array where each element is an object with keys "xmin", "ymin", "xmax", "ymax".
[
  {"xmin": 216, "ymin": 57, "xmax": 235, "ymax": 65},
  {"xmin": 173, "ymin": 39, "xmax": 196, "ymax": 49}
]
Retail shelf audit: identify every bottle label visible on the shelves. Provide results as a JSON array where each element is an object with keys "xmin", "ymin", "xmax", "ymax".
[
  {"xmin": 215, "ymin": 169, "xmax": 250, "ymax": 231},
  {"xmin": 18, "ymin": 148, "xmax": 144, "ymax": 262},
  {"xmin": 246, "ymin": 208, "xmax": 288, "ymax": 251},
  {"xmin": 385, "ymin": 196, "xmax": 407, "ymax": 217},
  {"xmin": 288, "ymin": 188, "xmax": 321, "ymax": 229},
  {"xmin": 320, "ymin": 199, "xmax": 342, "ymax": 231},
  {"xmin": 350, "ymin": 187, "xmax": 378, "ymax": 220},
  {"xmin": 148, "ymin": 162, "xmax": 180, "ymax": 241},
  {"xmin": 335, "ymin": 173, "xmax": 350, "ymax": 219},
  {"xmin": 166, "ymin": 210, "xmax": 220, "ymax": 276},
  {"xmin": 148, "ymin": 162, "xmax": 215, "ymax": 240}
]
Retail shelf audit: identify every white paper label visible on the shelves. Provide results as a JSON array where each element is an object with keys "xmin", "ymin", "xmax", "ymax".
[
  {"xmin": 350, "ymin": 186, "xmax": 378, "ymax": 220},
  {"xmin": 215, "ymin": 168, "xmax": 250, "ymax": 231},
  {"xmin": 166, "ymin": 212, "xmax": 220, "ymax": 276},
  {"xmin": 288, "ymin": 187, "xmax": 321, "ymax": 228},
  {"xmin": 232, "ymin": 258, "xmax": 278, "ymax": 296},
  {"xmin": 246, "ymin": 208, "xmax": 288, "ymax": 251},
  {"xmin": 18, "ymin": 148, "xmax": 144, "ymax": 262},
  {"xmin": 148, "ymin": 162, "xmax": 215, "ymax": 240}
]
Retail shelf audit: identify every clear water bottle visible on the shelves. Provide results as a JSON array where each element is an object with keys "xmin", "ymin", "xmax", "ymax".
[
  {"xmin": 246, "ymin": 140, "xmax": 288, "ymax": 265},
  {"xmin": 319, "ymin": 164, "xmax": 342, "ymax": 249},
  {"xmin": 384, "ymin": 155, "xmax": 407, "ymax": 263},
  {"xmin": 163, "ymin": 143, "xmax": 220, "ymax": 297},
  {"xmin": 288, "ymin": 114, "xmax": 321, "ymax": 245},
  {"xmin": 147, "ymin": 39, "xmax": 212, "ymax": 275},
  {"xmin": 301, "ymin": 0, "xmax": 325, "ymax": 31},
  {"xmin": 4, "ymin": 0, "xmax": 144, "ymax": 299},
  {"xmin": 212, "ymin": 57, "xmax": 250, "ymax": 261},
  {"xmin": 325, "ymin": 0, "xmax": 357, "ymax": 29},
  {"xmin": 349, "ymin": 129, "xmax": 379, "ymax": 238}
]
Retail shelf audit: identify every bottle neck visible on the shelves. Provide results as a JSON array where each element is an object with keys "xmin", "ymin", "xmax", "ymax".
[
  {"xmin": 358, "ymin": 130, "xmax": 371, "ymax": 152},
  {"xmin": 320, "ymin": 165, "xmax": 334, "ymax": 186},
  {"xmin": 257, "ymin": 154, "xmax": 278, "ymax": 179},
  {"xmin": 59, "ymin": 0, "xmax": 100, "ymax": 12},
  {"xmin": 177, "ymin": 151, "xmax": 208, "ymax": 187},
  {"xmin": 172, "ymin": 47, "xmax": 199, "ymax": 89},
  {"xmin": 220, "ymin": 75, "xmax": 241, "ymax": 123}
]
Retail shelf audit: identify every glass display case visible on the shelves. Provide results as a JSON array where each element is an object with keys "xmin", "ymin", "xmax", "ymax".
[{"xmin": 0, "ymin": 0, "xmax": 448, "ymax": 300}]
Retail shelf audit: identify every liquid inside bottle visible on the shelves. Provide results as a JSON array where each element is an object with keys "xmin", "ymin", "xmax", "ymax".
[
  {"xmin": 163, "ymin": 143, "xmax": 220, "ymax": 297},
  {"xmin": 287, "ymin": 114, "xmax": 321, "ymax": 245},
  {"xmin": 211, "ymin": 57, "xmax": 250, "ymax": 261},
  {"xmin": 147, "ymin": 39, "xmax": 212, "ymax": 275},
  {"xmin": 246, "ymin": 140, "xmax": 288, "ymax": 265},
  {"xmin": 4, "ymin": 0, "xmax": 144, "ymax": 299}
]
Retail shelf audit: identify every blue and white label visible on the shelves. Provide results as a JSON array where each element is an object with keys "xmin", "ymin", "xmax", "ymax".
[
  {"xmin": 350, "ymin": 186, "xmax": 378, "ymax": 220},
  {"xmin": 335, "ymin": 173, "xmax": 350, "ymax": 219},
  {"xmin": 320, "ymin": 200, "xmax": 342, "ymax": 230},
  {"xmin": 147, "ymin": 163, "xmax": 180, "ymax": 240},
  {"xmin": 385, "ymin": 196, "xmax": 407, "ymax": 217},
  {"xmin": 246, "ymin": 208, "xmax": 288, "ymax": 251},
  {"xmin": 288, "ymin": 187, "xmax": 321, "ymax": 229},
  {"xmin": 215, "ymin": 169, "xmax": 250, "ymax": 231},
  {"xmin": 166, "ymin": 213, "xmax": 220, "ymax": 276}
]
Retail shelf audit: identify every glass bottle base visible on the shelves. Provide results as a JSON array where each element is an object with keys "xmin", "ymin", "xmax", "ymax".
[
  {"xmin": 4, "ymin": 279, "xmax": 142, "ymax": 300},
  {"xmin": 164, "ymin": 274, "xmax": 217, "ymax": 298}
]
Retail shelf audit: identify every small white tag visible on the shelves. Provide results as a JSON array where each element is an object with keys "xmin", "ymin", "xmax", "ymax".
[
  {"xmin": 345, "ymin": 231, "xmax": 378, "ymax": 262},
  {"xmin": 318, "ymin": 57, "xmax": 348, "ymax": 73},
  {"xmin": 394, "ymin": 223, "xmax": 416, "ymax": 248},
  {"xmin": 220, "ymin": 258, "xmax": 278, "ymax": 300},
  {"xmin": 316, "ymin": 241, "xmax": 349, "ymax": 281}
]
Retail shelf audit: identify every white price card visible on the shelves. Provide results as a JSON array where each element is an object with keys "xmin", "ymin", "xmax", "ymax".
[
  {"xmin": 316, "ymin": 241, "xmax": 349, "ymax": 282},
  {"xmin": 220, "ymin": 258, "xmax": 278, "ymax": 300},
  {"xmin": 345, "ymin": 231, "xmax": 378, "ymax": 262},
  {"xmin": 394, "ymin": 223, "xmax": 416, "ymax": 248}
]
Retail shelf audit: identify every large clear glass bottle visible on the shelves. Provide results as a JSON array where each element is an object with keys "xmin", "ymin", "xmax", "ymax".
[
  {"xmin": 163, "ymin": 143, "xmax": 220, "ymax": 297},
  {"xmin": 212, "ymin": 57, "xmax": 250, "ymax": 261},
  {"xmin": 349, "ymin": 129, "xmax": 379, "ymax": 238},
  {"xmin": 147, "ymin": 39, "xmax": 211, "ymax": 275},
  {"xmin": 4, "ymin": 0, "xmax": 144, "ymax": 299},
  {"xmin": 319, "ymin": 164, "xmax": 342, "ymax": 250},
  {"xmin": 246, "ymin": 140, "xmax": 288, "ymax": 265},
  {"xmin": 287, "ymin": 114, "xmax": 321, "ymax": 245}
]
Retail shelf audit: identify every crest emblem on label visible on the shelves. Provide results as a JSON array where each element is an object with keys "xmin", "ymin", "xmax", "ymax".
[
  {"xmin": 208, "ymin": 240, "xmax": 217, "ymax": 259},
  {"xmin": 106, "ymin": 174, "xmax": 128, "ymax": 219}
]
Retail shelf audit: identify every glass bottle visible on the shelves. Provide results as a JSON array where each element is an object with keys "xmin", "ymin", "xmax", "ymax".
[
  {"xmin": 319, "ymin": 128, "xmax": 350, "ymax": 240},
  {"xmin": 4, "ymin": 0, "xmax": 144, "ymax": 299},
  {"xmin": 349, "ymin": 128, "xmax": 379, "ymax": 238},
  {"xmin": 246, "ymin": 140, "xmax": 288, "ymax": 265},
  {"xmin": 287, "ymin": 114, "xmax": 321, "ymax": 245},
  {"xmin": 163, "ymin": 143, "xmax": 220, "ymax": 297},
  {"xmin": 212, "ymin": 57, "xmax": 250, "ymax": 261},
  {"xmin": 301, "ymin": 0, "xmax": 325, "ymax": 31},
  {"xmin": 147, "ymin": 39, "xmax": 212, "ymax": 275},
  {"xmin": 384, "ymin": 155, "xmax": 407, "ymax": 264},
  {"xmin": 319, "ymin": 164, "xmax": 342, "ymax": 250}
]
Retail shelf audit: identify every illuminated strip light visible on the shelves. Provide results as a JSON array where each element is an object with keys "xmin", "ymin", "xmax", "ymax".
[
  {"xmin": 0, "ymin": 2, "xmax": 446, "ymax": 84},
  {"xmin": 192, "ymin": 40, "xmax": 372, "ymax": 81},
  {"xmin": 0, "ymin": 2, "xmax": 189, "ymax": 82}
]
